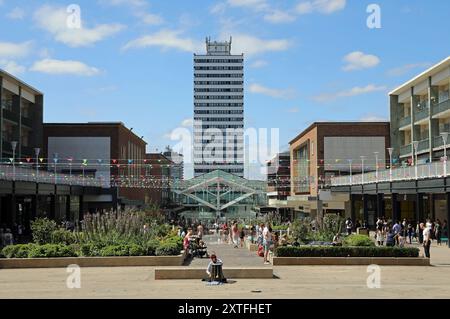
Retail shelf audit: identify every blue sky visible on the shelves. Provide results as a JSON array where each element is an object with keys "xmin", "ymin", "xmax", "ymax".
[{"xmin": 1, "ymin": 0, "xmax": 449, "ymax": 179}]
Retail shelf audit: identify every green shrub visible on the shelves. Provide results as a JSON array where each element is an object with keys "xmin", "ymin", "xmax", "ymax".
[
  {"xmin": 31, "ymin": 218, "xmax": 58, "ymax": 244},
  {"xmin": 155, "ymin": 242, "xmax": 180, "ymax": 256},
  {"xmin": 144, "ymin": 239, "xmax": 160, "ymax": 256},
  {"xmin": 50, "ymin": 229, "xmax": 76, "ymax": 245},
  {"xmin": 128, "ymin": 244, "xmax": 145, "ymax": 256},
  {"xmin": 27, "ymin": 244, "xmax": 77, "ymax": 258},
  {"xmin": 100, "ymin": 245, "xmax": 129, "ymax": 257},
  {"xmin": 343, "ymin": 234, "xmax": 375, "ymax": 247},
  {"xmin": 272, "ymin": 225, "xmax": 288, "ymax": 231},
  {"xmin": 1, "ymin": 244, "xmax": 37, "ymax": 258},
  {"xmin": 274, "ymin": 246, "xmax": 419, "ymax": 258},
  {"xmin": 78, "ymin": 243, "xmax": 102, "ymax": 257}
]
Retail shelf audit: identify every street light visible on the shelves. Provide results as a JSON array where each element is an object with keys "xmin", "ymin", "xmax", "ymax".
[
  {"xmin": 440, "ymin": 132, "xmax": 449, "ymax": 176},
  {"xmin": 412, "ymin": 141, "xmax": 419, "ymax": 179},
  {"xmin": 360, "ymin": 156, "xmax": 366, "ymax": 184},
  {"xmin": 53, "ymin": 153, "xmax": 58, "ymax": 184},
  {"xmin": 348, "ymin": 159, "xmax": 353, "ymax": 185},
  {"xmin": 374, "ymin": 151, "xmax": 379, "ymax": 181},
  {"xmin": 34, "ymin": 148, "xmax": 40, "ymax": 182},
  {"xmin": 387, "ymin": 147, "xmax": 394, "ymax": 182},
  {"xmin": 11, "ymin": 141, "xmax": 17, "ymax": 181}
]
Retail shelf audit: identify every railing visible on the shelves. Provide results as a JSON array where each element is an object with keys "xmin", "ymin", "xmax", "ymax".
[
  {"xmin": 432, "ymin": 98, "xmax": 450, "ymax": 116},
  {"xmin": 434, "ymin": 135, "xmax": 444, "ymax": 148},
  {"xmin": 0, "ymin": 164, "xmax": 108, "ymax": 188},
  {"xmin": 399, "ymin": 116, "xmax": 411, "ymax": 128},
  {"xmin": 414, "ymin": 108, "xmax": 429, "ymax": 122},
  {"xmin": 400, "ymin": 144, "xmax": 412, "ymax": 156},
  {"xmin": 417, "ymin": 139, "xmax": 430, "ymax": 152},
  {"xmin": 331, "ymin": 160, "xmax": 449, "ymax": 186}
]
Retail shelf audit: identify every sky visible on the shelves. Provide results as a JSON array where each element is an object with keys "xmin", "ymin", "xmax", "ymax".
[{"xmin": 1, "ymin": 0, "xmax": 449, "ymax": 179}]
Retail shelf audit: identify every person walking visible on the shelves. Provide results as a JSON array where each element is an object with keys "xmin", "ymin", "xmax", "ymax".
[
  {"xmin": 239, "ymin": 227, "xmax": 245, "ymax": 248},
  {"xmin": 407, "ymin": 221, "xmax": 414, "ymax": 244},
  {"xmin": 435, "ymin": 219, "xmax": 442, "ymax": 246},
  {"xmin": 393, "ymin": 221, "xmax": 401, "ymax": 246},
  {"xmin": 231, "ymin": 221, "xmax": 239, "ymax": 248},
  {"xmin": 422, "ymin": 223, "xmax": 432, "ymax": 258},
  {"xmin": 262, "ymin": 224, "xmax": 272, "ymax": 265},
  {"xmin": 345, "ymin": 218, "xmax": 353, "ymax": 235}
]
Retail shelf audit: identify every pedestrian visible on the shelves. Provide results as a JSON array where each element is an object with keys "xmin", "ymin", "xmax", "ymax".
[
  {"xmin": 407, "ymin": 221, "xmax": 414, "ymax": 244},
  {"xmin": 239, "ymin": 227, "xmax": 245, "ymax": 248},
  {"xmin": 231, "ymin": 221, "xmax": 239, "ymax": 248},
  {"xmin": 422, "ymin": 223, "xmax": 432, "ymax": 258},
  {"xmin": 435, "ymin": 219, "xmax": 442, "ymax": 246},
  {"xmin": 345, "ymin": 217, "xmax": 353, "ymax": 235},
  {"xmin": 262, "ymin": 224, "xmax": 272, "ymax": 265},
  {"xmin": 392, "ymin": 221, "xmax": 401, "ymax": 246},
  {"xmin": 386, "ymin": 228, "xmax": 395, "ymax": 247},
  {"xmin": 443, "ymin": 220, "xmax": 448, "ymax": 239}
]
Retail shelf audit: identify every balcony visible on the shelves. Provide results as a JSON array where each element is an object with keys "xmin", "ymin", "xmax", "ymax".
[
  {"xmin": 400, "ymin": 144, "xmax": 412, "ymax": 156},
  {"xmin": 414, "ymin": 108, "xmax": 429, "ymax": 122},
  {"xmin": 434, "ymin": 135, "xmax": 444, "ymax": 148},
  {"xmin": 432, "ymin": 99, "xmax": 450, "ymax": 117},
  {"xmin": 399, "ymin": 116, "xmax": 411, "ymax": 128},
  {"xmin": 417, "ymin": 139, "xmax": 429, "ymax": 153}
]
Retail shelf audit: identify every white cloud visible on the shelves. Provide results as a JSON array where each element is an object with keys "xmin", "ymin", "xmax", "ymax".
[
  {"xmin": 0, "ymin": 60, "xmax": 26, "ymax": 75},
  {"xmin": 249, "ymin": 83, "xmax": 296, "ymax": 99},
  {"xmin": 287, "ymin": 107, "xmax": 300, "ymax": 113},
  {"xmin": 210, "ymin": 2, "xmax": 227, "ymax": 14},
  {"xmin": 313, "ymin": 84, "xmax": 386, "ymax": 102},
  {"xmin": 0, "ymin": 41, "xmax": 32, "ymax": 58},
  {"xmin": 122, "ymin": 29, "xmax": 202, "ymax": 52},
  {"xmin": 182, "ymin": 118, "xmax": 193, "ymax": 127},
  {"xmin": 250, "ymin": 59, "xmax": 268, "ymax": 68},
  {"xmin": 296, "ymin": 0, "xmax": 346, "ymax": 15},
  {"xmin": 387, "ymin": 62, "xmax": 432, "ymax": 77},
  {"xmin": 264, "ymin": 10, "xmax": 296, "ymax": 24},
  {"xmin": 34, "ymin": 5, "xmax": 124, "ymax": 47},
  {"xmin": 342, "ymin": 51, "xmax": 380, "ymax": 71},
  {"xmin": 7, "ymin": 7, "xmax": 25, "ymax": 20},
  {"xmin": 30, "ymin": 59, "xmax": 100, "ymax": 76},
  {"xmin": 99, "ymin": 0, "xmax": 147, "ymax": 7},
  {"xmin": 139, "ymin": 12, "xmax": 164, "ymax": 25},
  {"xmin": 227, "ymin": 0, "xmax": 268, "ymax": 11},
  {"xmin": 223, "ymin": 33, "xmax": 291, "ymax": 56},
  {"xmin": 359, "ymin": 114, "xmax": 388, "ymax": 122}
]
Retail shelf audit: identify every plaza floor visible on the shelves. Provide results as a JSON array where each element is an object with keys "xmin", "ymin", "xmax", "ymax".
[{"xmin": 0, "ymin": 242, "xmax": 449, "ymax": 299}]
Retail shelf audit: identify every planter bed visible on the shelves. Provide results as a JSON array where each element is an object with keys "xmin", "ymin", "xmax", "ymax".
[
  {"xmin": 272, "ymin": 257, "xmax": 430, "ymax": 266},
  {"xmin": 0, "ymin": 254, "xmax": 186, "ymax": 269}
]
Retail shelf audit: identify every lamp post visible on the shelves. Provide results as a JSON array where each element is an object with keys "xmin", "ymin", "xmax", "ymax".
[
  {"xmin": 374, "ymin": 151, "xmax": 379, "ymax": 182},
  {"xmin": 68, "ymin": 157, "xmax": 73, "ymax": 185},
  {"xmin": 53, "ymin": 153, "xmax": 58, "ymax": 185},
  {"xmin": 387, "ymin": 147, "xmax": 394, "ymax": 182},
  {"xmin": 441, "ymin": 132, "xmax": 449, "ymax": 176},
  {"xmin": 360, "ymin": 156, "xmax": 366, "ymax": 184},
  {"xmin": 34, "ymin": 148, "xmax": 40, "ymax": 182},
  {"xmin": 348, "ymin": 159, "xmax": 353, "ymax": 185},
  {"xmin": 413, "ymin": 141, "xmax": 419, "ymax": 179},
  {"xmin": 11, "ymin": 141, "xmax": 17, "ymax": 181}
]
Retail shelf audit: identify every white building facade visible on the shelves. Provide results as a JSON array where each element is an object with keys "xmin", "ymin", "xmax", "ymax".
[{"xmin": 193, "ymin": 37, "xmax": 244, "ymax": 177}]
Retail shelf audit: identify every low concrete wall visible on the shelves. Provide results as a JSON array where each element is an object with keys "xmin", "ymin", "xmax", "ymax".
[
  {"xmin": 155, "ymin": 267, "xmax": 273, "ymax": 280},
  {"xmin": 272, "ymin": 257, "xmax": 430, "ymax": 266},
  {"xmin": 0, "ymin": 255, "xmax": 185, "ymax": 269}
]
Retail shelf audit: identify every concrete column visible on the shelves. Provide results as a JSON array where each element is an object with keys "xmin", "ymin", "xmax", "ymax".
[
  {"xmin": 0, "ymin": 76, "xmax": 3, "ymax": 159},
  {"xmin": 392, "ymin": 193, "xmax": 400, "ymax": 222},
  {"xmin": 447, "ymin": 193, "xmax": 450, "ymax": 248},
  {"xmin": 362, "ymin": 194, "xmax": 369, "ymax": 226},
  {"xmin": 350, "ymin": 194, "xmax": 356, "ymax": 223},
  {"xmin": 415, "ymin": 193, "xmax": 423, "ymax": 224},
  {"xmin": 376, "ymin": 193, "xmax": 384, "ymax": 218}
]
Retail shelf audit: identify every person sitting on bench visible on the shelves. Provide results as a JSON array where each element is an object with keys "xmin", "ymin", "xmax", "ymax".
[{"xmin": 206, "ymin": 253, "xmax": 227, "ymax": 283}]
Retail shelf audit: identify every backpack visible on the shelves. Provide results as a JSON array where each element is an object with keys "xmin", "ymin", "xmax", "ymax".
[{"xmin": 257, "ymin": 245, "xmax": 264, "ymax": 257}]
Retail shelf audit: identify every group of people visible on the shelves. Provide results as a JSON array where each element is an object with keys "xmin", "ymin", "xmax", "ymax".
[{"xmin": 218, "ymin": 221, "xmax": 246, "ymax": 248}]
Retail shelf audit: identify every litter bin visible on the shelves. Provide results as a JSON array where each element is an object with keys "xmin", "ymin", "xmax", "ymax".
[{"xmin": 357, "ymin": 228, "xmax": 369, "ymax": 236}]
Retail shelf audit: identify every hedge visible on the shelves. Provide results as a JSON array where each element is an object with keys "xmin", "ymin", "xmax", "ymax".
[
  {"xmin": 275, "ymin": 246, "xmax": 420, "ymax": 258},
  {"xmin": 343, "ymin": 234, "xmax": 375, "ymax": 247},
  {"xmin": 1, "ymin": 244, "xmax": 77, "ymax": 258}
]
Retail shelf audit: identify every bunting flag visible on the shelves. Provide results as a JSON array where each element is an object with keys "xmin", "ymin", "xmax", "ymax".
[
  {"xmin": 128, "ymin": 159, "xmax": 133, "ymax": 164},
  {"xmin": 112, "ymin": 159, "xmax": 118, "ymax": 164},
  {"xmin": 9, "ymin": 158, "xmax": 13, "ymax": 163},
  {"xmin": 82, "ymin": 159, "xmax": 88, "ymax": 166},
  {"xmin": 39, "ymin": 158, "xmax": 44, "ymax": 162},
  {"xmin": 97, "ymin": 159, "xmax": 103, "ymax": 164},
  {"xmin": 26, "ymin": 158, "xmax": 32, "ymax": 163}
]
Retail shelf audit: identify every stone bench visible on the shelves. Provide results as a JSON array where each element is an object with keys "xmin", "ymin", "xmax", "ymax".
[{"xmin": 155, "ymin": 267, "xmax": 273, "ymax": 279}]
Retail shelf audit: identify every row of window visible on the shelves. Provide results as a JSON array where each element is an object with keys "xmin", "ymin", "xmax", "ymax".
[
  {"xmin": 195, "ymin": 95, "xmax": 243, "ymax": 100},
  {"xmin": 195, "ymin": 110, "xmax": 243, "ymax": 114},
  {"xmin": 195, "ymin": 103, "xmax": 243, "ymax": 107},
  {"xmin": 194, "ymin": 88, "xmax": 243, "ymax": 93},
  {"xmin": 194, "ymin": 74, "xmax": 243, "ymax": 78},
  {"xmin": 195, "ymin": 168, "xmax": 244, "ymax": 173},
  {"xmin": 194, "ymin": 66, "xmax": 243, "ymax": 71},
  {"xmin": 194, "ymin": 81, "xmax": 243, "ymax": 85},
  {"xmin": 194, "ymin": 125, "xmax": 244, "ymax": 129},
  {"xmin": 194, "ymin": 59, "xmax": 243, "ymax": 63},
  {"xmin": 194, "ymin": 117, "xmax": 243, "ymax": 122}
]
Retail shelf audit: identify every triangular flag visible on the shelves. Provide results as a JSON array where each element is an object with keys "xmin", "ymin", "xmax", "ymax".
[{"xmin": 39, "ymin": 158, "xmax": 44, "ymax": 162}]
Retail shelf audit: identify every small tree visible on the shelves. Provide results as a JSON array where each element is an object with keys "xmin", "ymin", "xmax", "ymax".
[{"xmin": 31, "ymin": 218, "xmax": 58, "ymax": 244}]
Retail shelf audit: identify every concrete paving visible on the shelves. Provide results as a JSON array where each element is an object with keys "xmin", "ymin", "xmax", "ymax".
[{"xmin": 0, "ymin": 243, "xmax": 449, "ymax": 299}]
